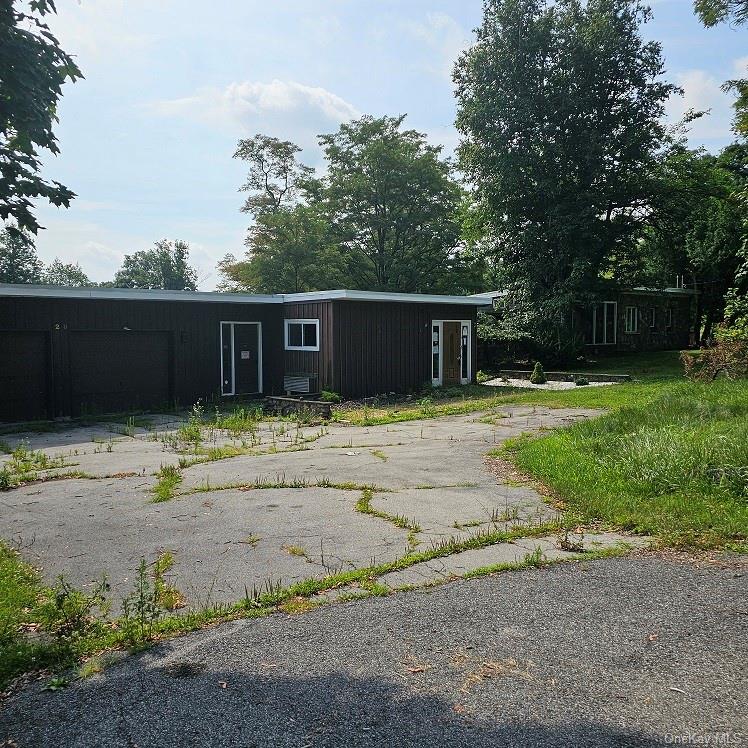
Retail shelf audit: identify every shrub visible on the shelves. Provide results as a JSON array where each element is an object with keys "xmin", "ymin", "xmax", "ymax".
[
  {"xmin": 530, "ymin": 362, "xmax": 547, "ymax": 385},
  {"xmin": 682, "ymin": 340, "xmax": 748, "ymax": 382},
  {"xmin": 320, "ymin": 390, "xmax": 342, "ymax": 404},
  {"xmin": 575, "ymin": 377, "xmax": 590, "ymax": 387}
]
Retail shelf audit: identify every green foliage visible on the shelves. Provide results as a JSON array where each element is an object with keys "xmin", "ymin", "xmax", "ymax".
[
  {"xmin": 508, "ymin": 381, "xmax": 748, "ymax": 547},
  {"xmin": 320, "ymin": 390, "xmax": 342, "ymax": 404},
  {"xmin": 0, "ymin": 228, "xmax": 43, "ymax": 283},
  {"xmin": 152, "ymin": 464, "xmax": 182, "ymax": 503},
  {"xmin": 642, "ymin": 145, "xmax": 746, "ymax": 340},
  {"xmin": 0, "ymin": 1, "xmax": 82, "ymax": 234},
  {"xmin": 35, "ymin": 575, "xmax": 110, "ymax": 644},
  {"xmin": 454, "ymin": 0, "xmax": 677, "ymax": 354},
  {"xmin": 234, "ymin": 134, "xmax": 314, "ymax": 217},
  {"xmin": 120, "ymin": 559, "xmax": 163, "ymax": 647},
  {"xmin": 113, "ymin": 239, "xmax": 198, "ymax": 290},
  {"xmin": 574, "ymin": 377, "xmax": 590, "ymax": 387},
  {"xmin": 41, "ymin": 257, "xmax": 92, "ymax": 287},
  {"xmin": 694, "ymin": 0, "xmax": 748, "ymax": 27},
  {"xmin": 320, "ymin": 114, "xmax": 465, "ymax": 292},
  {"xmin": 219, "ymin": 204, "xmax": 344, "ymax": 293},
  {"xmin": 530, "ymin": 362, "xmax": 547, "ymax": 385}
]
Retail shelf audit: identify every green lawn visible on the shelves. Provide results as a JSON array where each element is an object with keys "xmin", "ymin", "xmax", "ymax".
[{"xmin": 504, "ymin": 379, "xmax": 748, "ymax": 548}]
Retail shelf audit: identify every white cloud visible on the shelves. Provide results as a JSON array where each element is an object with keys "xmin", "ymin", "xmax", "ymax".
[
  {"xmin": 153, "ymin": 79, "xmax": 361, "ymax": 156},
  {"xmin": 665, "ymin": 68, "xmax": 737, "ymax": 147},
  {"xmin": 402, "ymin": 12, "xmax": 471, "ymax": 81},
  {"xmin": 45, "ymin": 0, "xmax": 158, "ymax": 66}
]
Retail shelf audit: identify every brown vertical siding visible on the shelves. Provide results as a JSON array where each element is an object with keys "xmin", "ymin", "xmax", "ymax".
[
  {"xmin": 333, "ymin": 301, "xmax": 477, "ymax": 398},
  {"xmin": 282, "ymin": 302, "xmax": 334, "ymax": 391}
]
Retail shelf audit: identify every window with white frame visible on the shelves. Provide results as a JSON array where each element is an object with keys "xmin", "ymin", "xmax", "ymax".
[
  {"xmin": 284, "ymin": 319, "xmax": 320, "ymax": 351},
  {"xmin": 665, "ymin": 307, "xmax": 673, "ymax": 329},
  {"xmin": 649, "ymin": 307, "xmax": 656, "ymax": 329},
  {"xmin": 625, "ymin": 306, "xmax": 638, "ymax": 334}
]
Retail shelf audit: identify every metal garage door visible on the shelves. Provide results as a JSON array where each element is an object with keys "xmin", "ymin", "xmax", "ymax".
[
  {"xmin": 0, "ymin": 331, "xmax": 49, "ymax": 421},
  {"xmin": 68, "ymin": 331, "xmax": 171, "ymax": 416}
]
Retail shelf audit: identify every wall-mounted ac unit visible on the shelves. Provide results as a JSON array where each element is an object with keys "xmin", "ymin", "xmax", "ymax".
[{"xmin": 284, "ymin": 373, "xmax": 317, "ymax": 395}]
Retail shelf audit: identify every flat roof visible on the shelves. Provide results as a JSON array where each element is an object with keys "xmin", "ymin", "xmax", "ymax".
[{"xmin": 0, "ymin": 284, "xmax": 491, "ymax": 306}]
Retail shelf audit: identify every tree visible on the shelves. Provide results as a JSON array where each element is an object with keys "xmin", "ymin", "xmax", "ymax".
[
  {"xmin": 113, "ymin": 240, "xmax": 198, "ymax": 290},
  {"xmin": 234, "ymin": 135, "xmax": 313, "ymax": 217},
  {"xmin": 694, "ymin": 0, "xmax": 747, "ymax": 26},
  {"xmin": 454, "ymin": 0, "xmax": 677, "ymax": 355},
  {"xmin": 0, "ymin": 1, "xmax": 82, "ymax": 235},
  {"xmin": 319, "ymin": 115, "xmax": 463, "ymax": 292},
  {"xmin": 641, "ymin": 145, "xmax": 745, "ymax": 340},
  {"xmin": 0, "ymin": 228, "xmax": 42, "ymax": 283},
  {"xmin": 218, "ymin": 204, "xmax": 345, "ymax": 293},
  {"xmin": 42, "ymin": 258, "xmax": 92, "ymax": 287}
]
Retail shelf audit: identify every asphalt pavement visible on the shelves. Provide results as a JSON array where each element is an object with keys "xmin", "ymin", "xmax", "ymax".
[{"xmin": 2, "ymin": 555, "xmax": 746, "ymax": 748}]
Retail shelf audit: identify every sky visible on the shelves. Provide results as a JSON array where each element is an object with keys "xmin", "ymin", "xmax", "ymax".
[{"xmin": 32, "ymin": 0, "xmax": 748, "ymax": 289}]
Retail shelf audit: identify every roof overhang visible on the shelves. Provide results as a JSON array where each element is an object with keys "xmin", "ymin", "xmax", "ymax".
[{"xmin": 0, "ymin": 284, "xmax": 490, "ymax": 306}]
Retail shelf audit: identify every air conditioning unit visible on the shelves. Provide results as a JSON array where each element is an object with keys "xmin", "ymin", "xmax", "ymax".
[{"xmin": 284, "ymin": 373, "xmax": 317, "ymax": 395}]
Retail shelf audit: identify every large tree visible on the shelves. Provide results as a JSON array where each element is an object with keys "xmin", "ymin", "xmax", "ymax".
[
  {"xmin": 454, "ymin": 0, "xmax": 676, "ymax": 354},
  {"xmin": 0, "ymin": 227, "xmax": 42, "ymax": 283},
  {"xmin": 218, "ymin": 204, "xmax": 344, "ymax": 293},
  {"xmin": 234, "ymin": 134, "xmax": 313, "ymax": 217},
  {"xmin": 0, "ymin": 1, "xmax": 82, "ymax": 235},
  {"xmin": 319, "ymin": 115, "xmax": 464, "ymax": 292},
  {"xmin": 113, "ymin": 240, "xmax": 198, "ymax": 290},
  {"xmin": 42, "ymin": 257, "xmax": 92, "ymax": 287}
]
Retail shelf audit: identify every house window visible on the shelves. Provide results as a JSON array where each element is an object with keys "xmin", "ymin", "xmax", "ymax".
[
  {"xmin": 665, "ymin": 308, "xmax": 673, "ymax": 329},
  {"xmin": 649, "ymin": 307, "xmax": 656, "ymax": 329},
  {"xmin": 625, "ymin": 306, "xmax": 638, "ymax": 334},
  {"xmin": 284, "ymin": 319, "xmax": 320, "ymax": 351}
]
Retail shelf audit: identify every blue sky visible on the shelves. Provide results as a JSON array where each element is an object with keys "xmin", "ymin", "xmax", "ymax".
[{"xmin": 35, "ymin": 0, "xmax": 747, "ymax": 289}]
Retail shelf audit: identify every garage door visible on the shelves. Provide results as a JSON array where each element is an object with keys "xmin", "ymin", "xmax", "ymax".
[
  {"xmin": 68, "ymin": 331, "xmax": 171, "ymax": 416},
  {"xmin": 0, "ymin": 332, "xmax": 49, "ymax": 421}
]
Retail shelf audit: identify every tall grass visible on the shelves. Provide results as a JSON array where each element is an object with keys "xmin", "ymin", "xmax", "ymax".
[{"xmin": 507, "ymin": 381, "xmax": 748, "ymax": 548}]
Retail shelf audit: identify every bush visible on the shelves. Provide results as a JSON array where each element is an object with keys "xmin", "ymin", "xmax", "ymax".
[
  {"xmin": 682, "ymin": 340, "xmax": 748, "ymax": 381},
  {"xmin": 575, "ymin": 377, "xmax": 590, "ymax": 387},
  {"xmin": 530, "ymin": 362, "xmax": 547, "ymax": 385},
  {"xmin": 320, "ymin": 390, "xmax": 342, "ymax": 404}
]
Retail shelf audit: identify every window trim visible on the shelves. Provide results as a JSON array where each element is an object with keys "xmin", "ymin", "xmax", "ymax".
[
  {"xmin": 648, "ymin": 307, "xmax": 656, "ymax": 329},
  {"xmin": 591, "ymin": 301, "xmax": 617, "ymax": 345},
  {"xmin": 624, "ymin": 306, "xmax": 639, "ymax": 334},
  {"xmin": 284, "ymin": 318, "xmax": 320, "ymax": 352},
  {"xmin": 665, "ymin": 307, "xmax": 673, "ymax": 330}
]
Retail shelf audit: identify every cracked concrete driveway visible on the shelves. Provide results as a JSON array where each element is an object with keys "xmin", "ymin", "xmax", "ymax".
[{"xmin": 0, "ymin": 406, "xmax": 637, "ymax": 606}]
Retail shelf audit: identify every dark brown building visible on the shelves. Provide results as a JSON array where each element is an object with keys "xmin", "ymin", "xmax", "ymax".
[
  {"xmin": 581, "ymin": 288, "xmax": 697, "ymax": 352},
  {"xmin": 0, "ymin": 285, "xmax": 485, "ymax": 422}
]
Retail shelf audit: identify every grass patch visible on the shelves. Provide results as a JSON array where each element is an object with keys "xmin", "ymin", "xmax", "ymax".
[
  {"xmin": 152, "ymin": 464, "xmax": 183, "ymax": 503},
  {"xmin": 504, "ymin": 380, "xmax": 748, "ymax": 548},
  {"xmin": 0, "ymin": 443, "xmax": 69, "ymax": 490}
]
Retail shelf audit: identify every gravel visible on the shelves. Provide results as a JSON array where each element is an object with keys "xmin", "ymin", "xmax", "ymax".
[{"xmin": 2, "ymin": 555, "xmax": 746, "ymax": 747}]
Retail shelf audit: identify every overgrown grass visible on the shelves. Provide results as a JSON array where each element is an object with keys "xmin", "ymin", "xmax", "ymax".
[
  {"xmin": 504, "ymin": 380, "xmax": 748, "ymax": 548},
  {"xmin": 152, "ymin": 464, "xmax": 183, "ymax": 503}
]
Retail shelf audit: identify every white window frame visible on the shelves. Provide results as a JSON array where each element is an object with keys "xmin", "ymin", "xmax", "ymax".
[
  {"xmin": 665, "ymin": 307, "xmax": 673, "ymax": 329},
  {"xmin": 649, "ymin": 307, "xmax": 656, "ymax": 329},
  {"xmin": 591, "ymin": 301, "xmax": 617, "ymax": 345},
  {"xmin": 431, "ymin": 319, "xmax": 472, "ymax": 387},
  {"xmin": 284, "ymin": 318, "xmax": 320, "ymax": 352},
  {"xmin": 624, "ymin": 306, "xmax": 639, "ymax": 334},
  {"xmin": 220, "ymin": 321, "xmax": 263, "ymax": 396}
]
